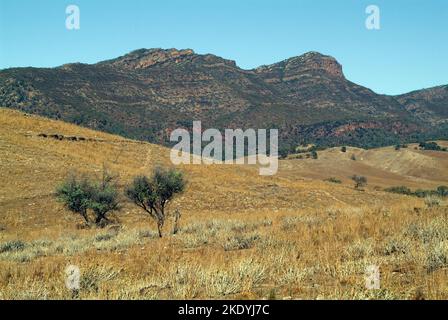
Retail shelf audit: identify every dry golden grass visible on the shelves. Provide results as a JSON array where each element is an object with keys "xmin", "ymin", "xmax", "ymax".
[
  {"xmin": 280, "ymin": 144, "xmax": 448, "ymax": 189},
  {"xmin": 0, "ymin": 108, "xmax": 447, "ymax": 300}
]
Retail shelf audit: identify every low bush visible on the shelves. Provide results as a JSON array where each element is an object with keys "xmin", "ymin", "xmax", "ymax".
[
  {"xmin": 384, "ymin": 185, "xmax": 448, "ymax": 199},
  {"xmin": 325, "ymin": 177, "xmax": 342, "ymax": 184},
  {"xmin": 0, "ymin": 240, "xmax": 26, "ymax": 254},
  {"xmin": 384, "ymin": 186, "xmax": 412, "ymax": 196}
]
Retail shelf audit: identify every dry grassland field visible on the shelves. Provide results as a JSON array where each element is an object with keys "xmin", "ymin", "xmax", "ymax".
[{"xmin": 0, "ymin": 109, "xmax": 447, "ymax": 300}]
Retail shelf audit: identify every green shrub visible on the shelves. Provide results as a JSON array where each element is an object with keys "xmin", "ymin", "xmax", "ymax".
[
  {"xmin": 126, "ymin": 167, "xmax": 186, "ymax": 237},
  {"xmin": 0, "ymin": 240, "xmax": 26, "ymax": 254},
  {"xmin": 436, "ymin": 186, "xmax": 448, "ymax": 197},
  {"xmin": 385, "ymin": 185, "xmax": 448, "ymax": 199},
  {"xmin": 324, "ymin": 177, "xmax": 342, "ymax": 184},
  {"xmin": 384, "ymin": 186, "xmax": 412, "ymax": 195},
  {"xmin": 351, "ymin": 175, "xmax": 367, "ymax": 190}
]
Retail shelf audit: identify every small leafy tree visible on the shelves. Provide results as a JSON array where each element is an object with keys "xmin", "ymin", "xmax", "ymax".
[
  {"xmin": 89, "ymin": 169, "xmax": 120, "ymax": 226},
  {"xmin": 56, "ymin": 174, "xmax": 92, "ymax": 223},
  {"xmin": 351, "ymin": 175, "xmax": 367, "ymax": 190},
  {"xmin": 126, "ymin": 167, "xmax": 186, "ymax": 237},
  {"xmin": 311, "ymin": 150, "xmax": 318, "ymax": 159},
  {"xmin": 341, "ymin": 146, "xmax": 347, "ymax": 153}
]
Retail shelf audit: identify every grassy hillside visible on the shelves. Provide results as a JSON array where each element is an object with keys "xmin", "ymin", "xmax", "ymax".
[
  {"xmin": 0, "ymin": 109, "xmax": 447, "ymax": 299},
  {"xmin": 280, "ymin": 144, "xmax": 448, "ymax": 189}
]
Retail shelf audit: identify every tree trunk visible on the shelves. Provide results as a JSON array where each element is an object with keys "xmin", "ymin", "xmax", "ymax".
[
  {"xmin": 157, "ymin": 220, "xmax": 163, "ymax": 238},
  {"xmin": 81, "ymin": 211, "xmax": 89, "ymax": 224},
  {"xmin": 156, "ymin": 213, "xmax": 165, "ymax": 238},
  {"xmin": 95, "ymin": 212, "xmax": 108, "ymax": 227}
]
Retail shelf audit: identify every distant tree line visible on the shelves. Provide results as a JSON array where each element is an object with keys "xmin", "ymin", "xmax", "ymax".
[
  {"xmin": 418, "ymin": 141, "xmax": 447, "ymax": 152},
  {"xmin": 384, "ymin": 185, "xmax": 448, "ymax": 198},
  {"xmin": 279, "ymin": 139, "xmax": 447, "ymax": 159}
]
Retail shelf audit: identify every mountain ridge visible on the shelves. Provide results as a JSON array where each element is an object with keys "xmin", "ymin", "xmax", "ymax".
[{"xmin": 0, "ymin": 48, "xmax": 447, "ymax": 151}]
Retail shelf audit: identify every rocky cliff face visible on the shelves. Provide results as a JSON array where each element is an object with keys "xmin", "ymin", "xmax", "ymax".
[
  {"xmin": 0, "ymin": 48, "xmax": 446, "ymax": 149},
  {"xmin": 101, "ymin": 48, "xmax": 196, "ymax": 69},
  {"xmin": 255, "ymin": 51, "xmax": 344, "ymax": 83}
]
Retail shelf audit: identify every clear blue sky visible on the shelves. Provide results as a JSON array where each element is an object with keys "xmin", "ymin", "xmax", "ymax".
[{"xmin": 0, "ymin": 0, "xmax": 447, "ymax": 95}]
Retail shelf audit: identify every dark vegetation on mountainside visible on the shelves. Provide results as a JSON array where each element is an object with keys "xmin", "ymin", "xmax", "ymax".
[{"xmin": 1, "ymin": 48, "xmax": 447, "ymax": 153}]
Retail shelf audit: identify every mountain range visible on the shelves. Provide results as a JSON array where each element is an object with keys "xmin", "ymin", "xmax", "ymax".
[{"xmin": 0, "ymin": 48, "xmax": 447, "ymax": 151}]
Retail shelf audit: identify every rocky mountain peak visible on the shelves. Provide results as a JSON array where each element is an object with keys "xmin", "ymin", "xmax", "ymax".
[
  {"xmin": 255, "ymin": 51, "xmax": 344, "ymax": 82},
  {"xmin": 295, "ymin": 51, "xmax": 344, "ymax": 78},
  {"xmin": 102, "ymin": 48, "xmax": 195, "ymax": 69}
]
